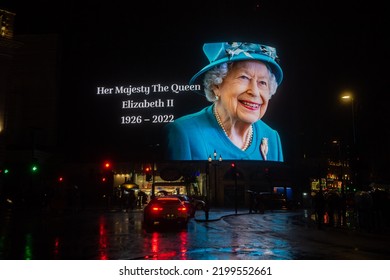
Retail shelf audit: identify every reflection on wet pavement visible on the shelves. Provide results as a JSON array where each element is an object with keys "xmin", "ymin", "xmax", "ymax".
[{"xmin": 1, "ymin": 208, "xmax": 389, "ymax": 260}]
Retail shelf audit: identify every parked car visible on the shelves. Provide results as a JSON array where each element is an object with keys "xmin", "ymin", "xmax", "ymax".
[
  {"xmin": 257, "ymin": 192, "xmax": 287, "ymax": 211},
  {"xmin": 143, "ymin": 196, "xmax": 190, "ymax": 228},
  {"xmin": 248, "ymin": 190, "xmax": 287, "ymax": 213},
  {"xmin": 189, "ymin": 195, "xmax": 207, "ymax": 211},
  {"xmin": 166, "ymin": 195, "xmax": 205, "ymax": 217}
]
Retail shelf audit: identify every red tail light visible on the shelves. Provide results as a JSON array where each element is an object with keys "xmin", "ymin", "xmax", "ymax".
[
  {"xmin": 178, "ymin": 206, "xmax": 187, "ymax": 211},
  {"xmin": 151, "ymin": 206, "xmax": 163, "ymax": 211}
]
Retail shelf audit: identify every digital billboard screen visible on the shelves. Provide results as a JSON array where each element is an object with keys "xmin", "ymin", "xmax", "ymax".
[
  {"xmin": 88, "ymin": 41, "xmax": 285, "ymax": 162},
  {"xmin": 55, "ymin": 1, "xmax": 385, "ymax": 167}
]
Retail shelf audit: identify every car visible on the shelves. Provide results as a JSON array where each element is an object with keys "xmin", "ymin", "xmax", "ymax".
[
  {"xmin": 256, "ymin": 192, "xmax": 287, "ymax": 211},
  {"xmin": 248, "ymin": 191, "xmax": 287, "ymax": 213},
  {"xmin": 188, "ymin": 195, "xmax": 207, "ymax": 211},
  {"xmin": 143, "ymin": 196, "xmax": 190, "ymax": 228},
  {"xmin": 165, "ymin": 195, "xmax": 206, "ymax": 217}
]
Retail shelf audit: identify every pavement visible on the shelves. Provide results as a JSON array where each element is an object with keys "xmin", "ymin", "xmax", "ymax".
[
  {"xmin": 193, "ymin": 207, "xmax": 390, "ymax": 239},
  {"xmin": 1, "ymin": 205, "xmax": 389, "ymax": 261},
  {"xmin": 194, "ymin": 207, "xmax": 251, "ymax": 222}
]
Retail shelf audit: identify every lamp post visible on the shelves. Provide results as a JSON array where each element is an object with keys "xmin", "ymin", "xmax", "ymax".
[
  {"xmin": 205, "ymin": 162, "xmax": 210, "ymax": 220},
  {"xmin": 341, "ymin": 93, "xmax": 358, "ymax": 181},
  {"xmin": 208, "ymin": 150, "xmax": 222, "ymax": 206},
  {"xmin": 341, "ymin": 92, "xmax": 357, "ymax": 226},
  {"xmin": 231, "ymin": 162, "xmax": 238, "ymax": 215},
  {"xmin": 332, "ymin": 139, "xmax": 346, "ymax": 227},
  {"xmin": 341, "ymin": 93, "xmax": 356, "ymax": 145}
]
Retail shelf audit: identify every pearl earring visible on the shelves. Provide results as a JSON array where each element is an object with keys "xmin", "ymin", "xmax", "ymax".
[{"xmin": 215, "ymin": 95, "xmax": 219, "ymax": 101}]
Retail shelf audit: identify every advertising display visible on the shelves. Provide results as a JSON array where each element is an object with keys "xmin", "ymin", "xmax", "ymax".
[
  {"xmin": 90, "ymin": 41, "xmax": 285, "ymax": 162},
  {"xmin": 1, "ymin": 0, "xmax": 388, "ymax": 276}
]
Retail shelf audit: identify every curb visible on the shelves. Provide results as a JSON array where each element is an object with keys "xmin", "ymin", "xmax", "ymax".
[{"xmin": 194, "ymin": 210, "xmax": 252, "ymax": 222}]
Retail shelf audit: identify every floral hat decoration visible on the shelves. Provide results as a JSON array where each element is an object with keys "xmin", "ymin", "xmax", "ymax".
[{"xmin": 189, "ymin": 42, "xmax": 283, "ymax": 91}]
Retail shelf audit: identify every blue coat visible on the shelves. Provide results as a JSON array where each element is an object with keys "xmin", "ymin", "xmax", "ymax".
[{"xmin": 163, "ymin": 105, "xmax": 284, "ymax": 161}]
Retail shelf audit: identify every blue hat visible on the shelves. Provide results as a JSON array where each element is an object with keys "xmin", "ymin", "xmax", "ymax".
[{"xmin": 189, "ymin": 42, "xmax": 283, "ymax": 87}]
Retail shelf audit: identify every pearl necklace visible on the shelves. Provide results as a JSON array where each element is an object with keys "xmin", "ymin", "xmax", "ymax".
[{"xmin": 213, "ymin": 105, "xmax": 253, "ymax": 151}]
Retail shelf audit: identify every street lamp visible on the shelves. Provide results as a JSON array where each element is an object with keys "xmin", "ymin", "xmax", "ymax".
[
  {"xmin": 208, "ymin": 150, "xmax": 223, "ymax": 163},
  {"xmin": 332, "ymin": 139, "xmax": 346, "ymax": 227},
  {"xmin": 208, "ymin": 150, "xmax": 222, "ymax": 206},
  {"xmin": 340, "ymin": 92, "xmax": 358, "ymax": 225},
  {"xmin": 341, "ymin": 93, "xmax": 356, "ymax": 145}
]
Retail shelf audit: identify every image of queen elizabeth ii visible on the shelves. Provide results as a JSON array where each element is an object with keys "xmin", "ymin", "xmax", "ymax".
[{"xmin": 163, "ymin": 42, "xmax": 284, "ymax": 161}]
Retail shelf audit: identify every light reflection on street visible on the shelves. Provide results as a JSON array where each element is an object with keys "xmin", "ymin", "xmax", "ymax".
[
  {"xmin": 98, "ymin": 215, "xmax": 108, "ymax": 260},
  {"xmin": 151, "ymin": 231, "xmax": 159, "ymax": 258},
  {"xmin": 0, "ymin": 210, "xmax": 388, "ymax": 260},
  {"xmin": 23, "ymin": 233, "xmax": 33, "ymax": 260},
  {"xmin": 144, "ymin": 227, "xmax": 188, "ymax": 260},
  {"xmin": 178, "ymin": 231, "xmax": 187, "ymax": 260},
  {"xmin": 53, "ymin": 237, "xmax": 60, "ymax": 258}
]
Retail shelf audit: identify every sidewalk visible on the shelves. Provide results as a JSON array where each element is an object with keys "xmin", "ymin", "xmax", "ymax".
[
  {"xmin": 194, "ymin": 207, "xmax": 252, "ymax": 222},
  {"xmin": 194, "ymin": 207, "xmax": 390, "ymax": 240},
  {"xmin": 193, "ymin": 207, "xmax": 313, "ymax": 222}
]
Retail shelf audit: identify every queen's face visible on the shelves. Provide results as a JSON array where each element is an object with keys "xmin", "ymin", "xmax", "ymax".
[{"xmin": 213, "ymin": 60, "xmax": 272, "ymax": 124}]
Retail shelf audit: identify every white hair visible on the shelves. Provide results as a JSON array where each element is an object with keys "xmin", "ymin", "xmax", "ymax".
[{"xmin": 203, "ymin": 62, "xmax": 278, "ymax": 102}]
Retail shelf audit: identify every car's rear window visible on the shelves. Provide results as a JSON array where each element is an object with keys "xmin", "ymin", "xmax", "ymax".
[{"xmin": 153, "ymin": 198, "xmax": 181, "ymax": 205}]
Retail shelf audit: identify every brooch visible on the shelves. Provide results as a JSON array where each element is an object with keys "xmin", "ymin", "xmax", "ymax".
[{"xmin": 260, "ymin": 137, "xmax": 268, "ymax": 160}]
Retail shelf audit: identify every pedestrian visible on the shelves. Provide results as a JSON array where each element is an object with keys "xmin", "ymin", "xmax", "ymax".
[
  {"xmin": 257, "ymin": 194, "xmax": 265, "ymax": 214},
  {"xmin": 248, "ymin": 190, "xmax": 257, "ymax": 214},
  {"xmin": 204, "ymin": 198, "xmax": 210, "ymax": 221},
  {"xmin": 128, "ymin": 189, "xmax": 136, "ymax": 211},
  {"xmin": 314, "ymin": 190, "xmax": 326, "ymax": 229},
  {"xmin": 164, "ymin": 42, "xmax": 284, "ymax": 161},
  {"xmin": 326, "ymin": 191, "xmax": 340, "ymax": 227},
  {"xmin": 141, "ymin": 192, "xmax": 148, "ymax": 205},
  {"xmin": 355, "ymin": 191, "xmax": 373, "ymax": 231}
]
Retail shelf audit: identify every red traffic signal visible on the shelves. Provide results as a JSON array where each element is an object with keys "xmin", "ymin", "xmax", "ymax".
[
  {"xmin": 144, "ymin": 166, "xmax": 152, "ymax": 181},
  {"xmin": 103, "ymin": 161, "xmax": 111, "ymax": 169}
]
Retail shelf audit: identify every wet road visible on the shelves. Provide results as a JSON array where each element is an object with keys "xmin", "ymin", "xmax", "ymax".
[{"xmin": 0, "ymin": 208, "xmax": 389, "ymax": 260}]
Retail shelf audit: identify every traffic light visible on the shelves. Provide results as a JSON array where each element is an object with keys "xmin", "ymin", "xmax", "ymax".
[
  {"xmin": 100, "ymin": 160, "xmax": 114, "ymax": 189},
  {"xmin": 0, "ymin": 168, "xmax": 9, "ymax": 175},
  {"xmin": 103, "ymin": 161, "xmax": 112, "ymax": 169},
  {"xmin": 144, "ymin": 166, "xmax": 152, "ymax": 181},
  {"xmin": 230, "ymin": 162, "xmax": 238, "ymax": 179},
  {"xmin": 31, "ymin": 164, "xmax": 39, "ymax": 173}
]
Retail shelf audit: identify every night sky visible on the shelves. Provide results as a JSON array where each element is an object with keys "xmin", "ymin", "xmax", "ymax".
[{"xmin": 2, "ymin": 1, "xmax": 388, "ymax": 179}]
